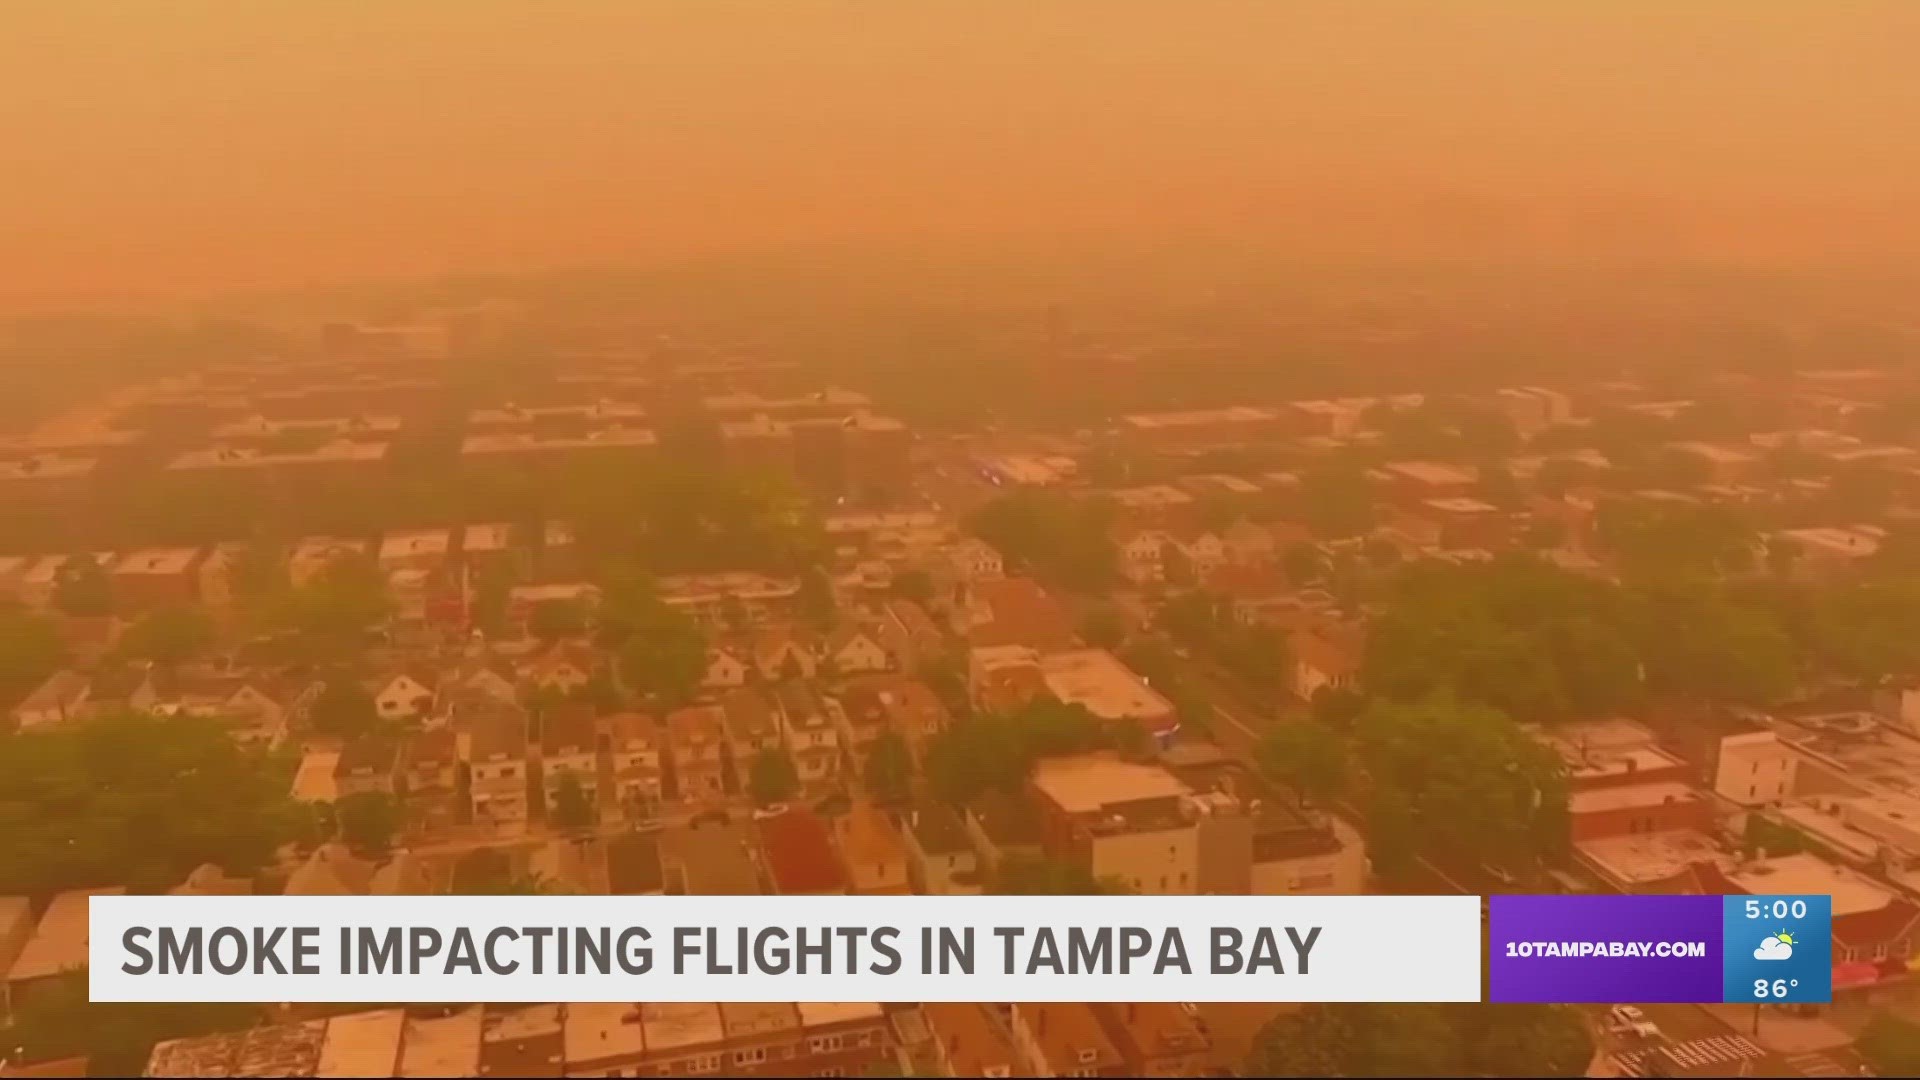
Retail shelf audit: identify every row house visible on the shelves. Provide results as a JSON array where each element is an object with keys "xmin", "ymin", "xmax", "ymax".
[
  {"xmin": 607, "ymin": 712, "xmax": 664, "ymax": 820},
  {"xmin": 110, "ymin": 546, "xmax": 203, "ymax": 612},
  {"xmin": 834, "ymin": 801, "xmax": 912, "ymax": 895},
  {"xmin": 774, "ymin": 684, "xmax": 842, "ymax": 789},
  {"xmin": 702, "ymin": 646, "xmax": 751, "ymax": 690},
  {"xmin": 720, "ymin": 688, "xmax": 783, "ymax": 772},
  {"xmin": 371, "ymin": 668, "xmax": 438, "ymax": 721},
  {"xmin": 877, "ymin": 598, "xmax": 950, "ymax": 675},
  {"xmin": 1010, "ymin": 1002, "xmax": 1128, "ymax": 1078},
  {"xmin": 838, "ymin": 673, "xmax": 952, "ymax": 765},
  {"xmin": 399, "ymin": 728, "xmax": 463, "ymax": 837},
  {"xmin": 901, "ymin": 801, "xmax": 984, "ymax": 896},
  {"xmin": 333, "ymin": 736, "xmax": 400, "ymax": 799},
  {"xmin": 539, "ymin": 704, "xmax": 601, "ymax": 822},
  {"xmin": 756, "ymin": 807, "xmax": 849, "ymax": 895},
  {"xmin": 467, "ymin": 707, "xmax": 532, "ymax": 836},
  {"xmin": 667, "ymin": 704, "xmax": 729, "ymax": 806}
]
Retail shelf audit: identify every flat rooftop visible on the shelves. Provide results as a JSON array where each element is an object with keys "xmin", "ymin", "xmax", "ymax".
[
  {"xmin": 1780, "ymin": 526, "xmax": 1880, "ymax": 558},
  {"xmin": 463, "ymin": 522, "xmax": 512, "ymax": 552},
  {"xmin": 315, "ymin": 1007, "xmax": 406, "ymax": 1078},
  {"xmin": 380, "ymin": 530, "xmax": 451, "ymax": 560},
  {"xmin": 1038, "ymin": 649, "xmax": 1174, "ymax": 723},
  {"xmin": 212, "ymin": 414, "xmax": 401, "ymax": 439},
  {"xmin": 563, "ymin": 1002, "xmax": 646, "ymax": 1066},
  {"xmin": 1123, "ymin": 406, "xmax": 1274, "ymax": 429},
  {"xmin": 1727, "ymin": 853, "xmax": 1892, "ymax": 916},
  {"xmin": 796, "ymin": 1001, "xmax": 886, "ymax": 1028},
  {"xmin": 1422, "ymin": 497, "xmax": 1500, "ymax": 515},
  {"xmin": 1568, "ymin": 781, "xmax": 1702, "ymax": 815},
  {"xmin": 1379, "ymin": 460, "xmax": 1477, "ymax": 486},
  {"xmin": 468, "ymin": 402, "xmax": 645, "ymax": 425},
  {"xmin": 1671, "ymin": 440, "xmax": 1759, "ymax": 465},
  {"xmin": 461, "ymin": 427, "xmax": 657, "ymax": 454},
  {"xmin": 639, "ymin": 1002, "xmax": 725, "ymax": 1054},
  {"xmin": 9, "ymin": 888, "xmax": 124, "ymax": 983},
  {"xmin": 1031, "ymin": 754, "xmax": 1191, "ymax": 815},
  {"xmin": 168, "ymin": 441, "xmax": 389, "ymax": 469},
  {"xmin": 704, "ymin": 388, "xmax": 871, "ymax": 411},
  {"xmin": 398, "ymin": 1006, "xmax": 484, "ymax": 1077},
  {"xmin": 1109, "ymin": 484, "xmax": 1194, "ymax": 507},
  {"xmin": 113, "ymin": 547, "xmax": 200, "ymax": 576},
  {"xmin": 0, "ymin": 454, "xmax": 97, "ymax": 481},
  {"xmin": 1576, "ymin": 829, "xmax": 1726, "ymax": 886}
]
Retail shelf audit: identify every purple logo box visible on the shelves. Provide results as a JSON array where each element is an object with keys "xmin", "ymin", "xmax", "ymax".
[{"xmin": 1489, "ymin": 894, "xmax": 1723, "ymax": 1003}]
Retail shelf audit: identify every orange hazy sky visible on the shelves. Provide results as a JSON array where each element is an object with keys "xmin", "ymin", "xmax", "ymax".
[{"xmin": 5, "ymin": 1, "xmax": 1920, "ymax": 306}]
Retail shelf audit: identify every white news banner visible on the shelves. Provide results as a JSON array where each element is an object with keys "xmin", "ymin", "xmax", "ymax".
[{"xmin": 90, "ymin": 893, "xmax": 1482, "ymax": 1003}]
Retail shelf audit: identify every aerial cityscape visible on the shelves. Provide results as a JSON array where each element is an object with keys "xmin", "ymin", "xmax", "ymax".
[{"xmin": 6, "ymin": 2, "xmax": 1920, "ymax": 1078}]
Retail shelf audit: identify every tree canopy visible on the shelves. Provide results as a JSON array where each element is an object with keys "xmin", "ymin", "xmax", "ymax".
[
  {"xmin": 0, "ymin": 711, "xmax": 312, "ymax": 894},
  {"xmin": 6, "ymin": 970, "xmax": 261, "ymax": 1078},
  {"xmin": 0, "ymin": 605, "xmax": 64, "ymax": 705},
  {"xmin": 969, "ymin": 491, "xmax": 1117, "ymax": 592},
  {"xmin": 334, "ymin": 791, "xmax": 399, "ymax": 855},
  {"xmin": 118, "ymin": 606, "xmax": 216, "ymax": 666},
  {"xmin": 605, "ymin": 575, "xmax": 708, "ymax": 703},
  {"xmin": 923, "ymin": 700, "xmax": 1132, "ymax": 807},
  {"xmin": 863, "ymin": 731, "xmax": 915, "ymax": 803},
  {"xmin": 1358, "ymin": 692, "xmax": 1569, "ymax": 883},
  {"xmin": 748, "ymin": 747, "xmax": 800, "ymax": 806},
  {"xmin": 53, "ymin": 555, "xmax": 113, "ymax": 617},
  {"xmin": 309, "ymin": 674, "xmax": 382, "ymax": 741},
  {"xmin": 1256, "ymin": 721, "xmax": 1348, "ymax": 808},
  {"xmin": 551, "ymin": 769, "xmax": 596, "ymax": 834}
]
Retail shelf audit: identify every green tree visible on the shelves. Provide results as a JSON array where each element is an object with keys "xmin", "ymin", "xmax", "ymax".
[
  {"xmin": 863, "ymin": 732, "xmax": 915, "ymax": 803},
  {"xmin": 923, "ymin": 701, "xmax": 1115, "ymax": 806},
  {"xmin": 1310, "ymin": 686, "xmax": 1367, "ymax": 727},
  {"xmin": 1479, "ymin": 463, "xmax": 1522, "ymax": 509},
  {"xmin": 1523, "ymin": 520, "xmax": 1568, "ymax": 550},
  {"xmin": 53, "ymin": 554, "xmax": 113, "ymax": 617},
  {"xmin": 118, "ymin": 606, "xmax": 215, "ymax": 666},
  {"xmin": 1358, "ymin": 693, "xmax": 1568, "ymax": 882},
  {"xmin": 529, "ymin": 596, "xmax": 588, "ymax": 642},
  {"xmin": 894, "ymin": 569, "xmax": 934, "ymax": 605},
  {"xmin": 1255, "ymin": 722, "xmax": 1348, "ymax": 808},
  {"xmin": 309, "ymin": 675, "xmax": 381, "ymax": 741},
  {"xmin": 551, "ymin": 769, "xmax": 595, "ymax": 834},
  {"xmin": 0, "ymin": 711, "xmax": 312, "ymax": 894},
  {"xmin": 275, "ymin": 554, "xmax": 391, "ymax": 658},
  {"xmin": 334, "ymin": 791, "xmax": 399, "ymax": 855},
  {"xmin": 1857, "ymin": 1011, "xmax": 1920, "ymax": 1078},
  {"xmin": 969, "ymin": 491, "xmax": 1117, "ymax": 592},
  {"xmin": 471, "ymin": 569, "xmax": 511, "ymax": 636},
  {"xmin": 748, "ymin": 747, "xmax": 800, "ymax": 805},
  {"xmin": 5, "ymin": 970, "xmax": 261, "ymax": 1078},
  {"xmin": 1297, "ymin": 462, "xmax": 1375, "ymax": 539},
  {"xmin": 0, "ymin": 605, "xmax": 64, "ymax": 702},
  {"xmin": 616, "ymin": 601, "xmax": 708, "ymax": 703},
  {"xmin": 798, "ymin": 568, "xmax": 838, "ymax": 632},
  {"xmin": 1281, "ymin": 543, "xmax": 1328, "ymax": 585},
  {"xmin": 1079, "ymin": 605, "xmax": 1127, "ymax": 650}
]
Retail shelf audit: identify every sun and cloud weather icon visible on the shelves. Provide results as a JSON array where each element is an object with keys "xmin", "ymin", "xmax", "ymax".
[{"xmin": 1753, "ymin": 931, "xmax": 1795, "ymax": 961}]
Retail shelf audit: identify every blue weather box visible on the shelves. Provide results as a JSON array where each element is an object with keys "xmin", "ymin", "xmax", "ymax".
[{"xmin": 1721, "ymin": 895, "xmax": 1832, "ymax": 1004}]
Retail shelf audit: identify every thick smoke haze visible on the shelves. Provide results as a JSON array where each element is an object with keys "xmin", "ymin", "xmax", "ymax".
[{"xmin": 5, "ymin": 1, "xmax": 1920, "ymax": 306}]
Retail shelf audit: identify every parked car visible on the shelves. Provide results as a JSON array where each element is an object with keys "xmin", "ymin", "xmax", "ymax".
[{"xmin": 1604, "ymin": 1005, "xmax": 1663, "ymax": 1040}]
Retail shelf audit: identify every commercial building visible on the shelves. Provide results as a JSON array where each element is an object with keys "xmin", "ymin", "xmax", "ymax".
[
  {"xmin": 1036, "ymin": 649, "xmax": 1178, "ymax": 741},
  {"xmin": 1030, "ymin": 755, "xmax": 1200, "ymax": 896}
]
